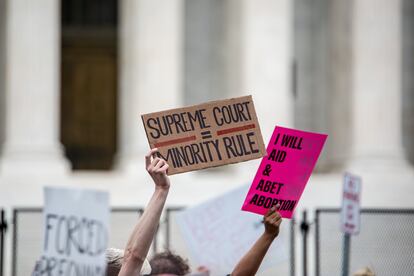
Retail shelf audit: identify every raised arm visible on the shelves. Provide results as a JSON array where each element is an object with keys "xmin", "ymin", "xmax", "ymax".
[
  {"xmin": 231, "ymin": 206, "xmax": 282, "ymax": 276},
  {"xmin": 119, "ymin": 148, "xmax": 170, "ymax": 276}
]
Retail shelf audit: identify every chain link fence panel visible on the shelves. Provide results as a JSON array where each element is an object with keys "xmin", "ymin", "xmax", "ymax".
[{"xmin": 316, "ymin": 209, "xmax": 414, "ymax": 276}]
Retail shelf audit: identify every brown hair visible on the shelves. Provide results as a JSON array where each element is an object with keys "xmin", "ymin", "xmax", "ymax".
[{"xmin": 149, "ymin": 251, "xmax": 190, "ymax": 275}]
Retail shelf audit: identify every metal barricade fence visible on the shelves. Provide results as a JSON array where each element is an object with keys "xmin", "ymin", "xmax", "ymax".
[
  {"xmin": 164, "ymin": 207, "xmax": 184, "ymax": 250},
  {"xmin": 315, "ymin": 208, "xmax": 414, "ymax": 276},
  {"xmin": 0, "ymin": 209, "xmax": 5, "ymax": 276},
  {"xmin": 9, "ymin": 206, "xmax": 297, "ymax": 276},
  {"xmin": 7, "ymin": 206, "xmax": 414, "ymax": 276},
  {"xmin": 12, "ymin": 208, "xmax": 42, "ymax": 276}
]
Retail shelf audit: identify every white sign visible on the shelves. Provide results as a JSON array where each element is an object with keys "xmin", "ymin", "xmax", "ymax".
[
  {"xmin": 175, "ymin": 185, "xmax": 288, "ymax": 275},
  {"xmin": 340, "ymin": 173, "xmax": 362, "ymax": 235},
  {"xmin": 33, "ymin": 187, "xmax": 110, "ymax": 276}
]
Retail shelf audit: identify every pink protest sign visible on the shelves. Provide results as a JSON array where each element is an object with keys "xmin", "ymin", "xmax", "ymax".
[{"xmin": 242, "ymin": 126, "xmax": 327, "ymax": 218}]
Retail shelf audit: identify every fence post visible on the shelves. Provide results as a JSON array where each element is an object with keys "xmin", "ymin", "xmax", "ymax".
[
  {"xmin": 12, "ymin": 209, "xmax": 17, "ymax": 276},
  {"xmin": 315, "ymin": 210, "xmax": 320, "ymax": 276},
  {"xmin": 0, "ymin": 209, "xmax": 6, "ymax": 276},
  {"xmin": 290, "ymin": 216, "xmax": 296, "ymax": 276},
  {"xmin": 165, "ymin": 208, "xmax": 172, "ymax": 250},
  {"xmin": 341, "ymin": 233, "xmax": 351, "ymax": 276},
  {"xmin": 300, "ymin": 210, "xmax": 309, "ymax": 276}
]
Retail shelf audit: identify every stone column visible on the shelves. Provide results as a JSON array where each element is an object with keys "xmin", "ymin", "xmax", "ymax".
[
  {"xmin": 292, "ymin": 0, "xmax": 332, "ymax": 171},
  {"xmin": 0, "ymin": 0, "xmax": 69, "ymax": 176},
  {"xmin": 326, "ymin": 0, "xmax": 353, "ymax": 170},
  {"xmin": 0, "ymin": 0, "xmax": 6, "ymax": 149},
  {"xmin": 226, "ymin": 0, "xmax": 293, "ymax": 142},
  {"xmin": 117, "ymin": 0, "xmax": 183, "ymax": 174},
  {"xmin": 349, "ymin": 0, "xmax": 408, "ymax": 170},
  {"xmin": 402, "ymin": 0, "xmax": 414, "ymax": 166}
]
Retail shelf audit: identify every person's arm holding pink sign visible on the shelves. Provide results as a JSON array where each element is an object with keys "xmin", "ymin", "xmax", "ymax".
[{"xmin": 231, "ymin": 205, "xmax": 282, "ymax": 276}]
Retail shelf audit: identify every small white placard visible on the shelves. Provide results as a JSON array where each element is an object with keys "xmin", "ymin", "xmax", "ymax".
[{"xmin": 340, "ymin": 173, "xmax": 362, "ymax": 235}]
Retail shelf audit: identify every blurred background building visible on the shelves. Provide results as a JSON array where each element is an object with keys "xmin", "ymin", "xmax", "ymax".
[{"xmin": 0, "ymin": 0, "xmax": 413, "ymax": 275}]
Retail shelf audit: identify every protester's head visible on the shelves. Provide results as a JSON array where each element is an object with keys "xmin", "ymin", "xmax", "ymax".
[
  {"xmin": 149, "ymin": 251, "xmax": 190, "ymax": 276},
  {"xmin": 106, "ymin": 248, "xmax": 123, "ymax": 276},
  {"xmin": 105, "ymin": 248, "xmax": 152, "ymax": 276},
  {"xmin": 353, "ymin": 267, "xmax": 375, "ymax": 276}
]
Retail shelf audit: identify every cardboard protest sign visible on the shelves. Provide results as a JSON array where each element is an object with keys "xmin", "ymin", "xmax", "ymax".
[
  {"xmin": 340, "ymin": 173, "xmax": 362, "ymax": 235},
  {"xmin": 242, "ymin": 126, "xmax": 327, "ymax": 218},
  {"xmin": 142, "ymin": 95, "xmax": 266, "ymax": 174},
  {"xmin": 175, "ymin": 185, "xmax": 288, "ymax": 275},
  {"xmin": 33, "ymin": 187, "xmax": 110, "ymax": 276}
]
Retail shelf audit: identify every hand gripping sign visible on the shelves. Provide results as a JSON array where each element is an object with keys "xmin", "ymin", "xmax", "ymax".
[
  {"xmin": 141, "ymin": 95, "xmax": 266, "ymax": 175},
  {"xmin": 242, "ymin": 126, "xmax": 328, "ymax": 218}
]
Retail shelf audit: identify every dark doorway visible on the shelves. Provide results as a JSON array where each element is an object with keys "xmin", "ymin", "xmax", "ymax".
[{"xmin": 60, "ymin": 0, "xmax": 118, "ymax": 170}]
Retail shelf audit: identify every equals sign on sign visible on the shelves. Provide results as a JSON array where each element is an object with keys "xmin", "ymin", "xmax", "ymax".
[{"xmin": 201, "ymin": 131, "xmax": 212, "ymax": 139}]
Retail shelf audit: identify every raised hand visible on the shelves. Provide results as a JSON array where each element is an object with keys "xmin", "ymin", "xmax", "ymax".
[
  {"xmin": 145, "ymin": 148, "xmax": 170, "ymax": 190},
  {"xmin": 263, "ymin": 204, "xmax": 282, "ymax": 238}
]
